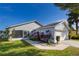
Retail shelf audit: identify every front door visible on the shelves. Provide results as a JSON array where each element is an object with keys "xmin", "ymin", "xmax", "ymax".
[{"xmin": 56, "ymin": 36, "xmax": 60, "ymax": 43}]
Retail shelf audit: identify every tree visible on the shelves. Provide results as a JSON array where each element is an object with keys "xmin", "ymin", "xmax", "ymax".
[
  {"xmin": 67, "ymin": 12, "xmax": 74, "ymax": 39},
  {"xmin": 54, "ymin": 3, "xmax": 79, "ymax": 35},
  {"xmin": 68, "ymin": 12, "xmax": 79, "ymax": 35}
]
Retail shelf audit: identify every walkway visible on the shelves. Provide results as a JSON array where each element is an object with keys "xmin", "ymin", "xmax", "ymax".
[
  {"xmin": 24, "ymin": 39, "xmax": 79, "ymax": 50},
  {"xmin": 24, "ymin": 39, "xmax": 69, "ymax": 50},
  {"xmin": 62, "ymin": 40, "xmax": 79, "ymax": 48}
]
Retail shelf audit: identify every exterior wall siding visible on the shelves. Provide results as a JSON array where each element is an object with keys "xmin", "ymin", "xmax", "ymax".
[
  {"xmin": 55, "ymin": 22, "xmax": 65, "ymax": 30},
  {"xmin": 54, "ymin": 22, "xmax": 69, "ymax": 43}
]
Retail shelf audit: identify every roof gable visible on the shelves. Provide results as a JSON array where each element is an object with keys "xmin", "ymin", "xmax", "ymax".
[
  {"xmin": 7, "ymin": 20, "xmax": 43, "ymax": 29},
  {"xmin": 45, "ymin": 21, "xmax": 61, "ymax": 27},
  {"xmin": 36, "ymin": 20, "xmax": 69, "ymax": 30},
  {"xmin": 36, "ymin": 21, "xmax": 62, "ymax": 30},
  {"xmin": 55, "ymin": 21, "xmax": 69, "ymax": 30}
]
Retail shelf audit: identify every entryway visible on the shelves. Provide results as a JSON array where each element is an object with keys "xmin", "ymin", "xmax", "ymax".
[{"xmin": 56, "ymin": 36, "xmax": 60, "ymax": 43}]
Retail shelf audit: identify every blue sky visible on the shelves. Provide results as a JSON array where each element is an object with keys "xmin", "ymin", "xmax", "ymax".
[{"xmin": 0, "ymin": 3, "xmax": 68, "ymax": 30}]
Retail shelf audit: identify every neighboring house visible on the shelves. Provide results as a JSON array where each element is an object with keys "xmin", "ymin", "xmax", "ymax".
[
  {"xmin": 7, "ymin": 21, "xmax": 43, "ymax": 40},
  {"xmin": 35, "ymin": 20, "xmax": 69, "ymax": 43}
]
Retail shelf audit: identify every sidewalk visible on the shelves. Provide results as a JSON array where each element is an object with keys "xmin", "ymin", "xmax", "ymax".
[{"xmin": 24, "ymin": 39, "xmax": 69, "ymax": 50}]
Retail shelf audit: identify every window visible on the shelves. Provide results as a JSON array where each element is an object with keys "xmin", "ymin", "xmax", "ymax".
[
  {"xmin": 12, "ymin": 30, "xmax": 23, "ymax": 38},
  {"xmin": 45, "ymin": 30, "xmax": 51, "ymax": 35},
  {"xmin": 46, "ymin": 30, "xmax": 50, "ymax": 33},
  {"xmin": 24, "ymin": 31, "xmax": 29, "ymax": 38}
]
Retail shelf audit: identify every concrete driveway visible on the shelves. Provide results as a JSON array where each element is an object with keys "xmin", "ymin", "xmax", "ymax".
[
  {"xmin": 62, "ymin": 40, "xmax": 79, "ymax": 48},
  {"xmin": 24, "ymin": 39, "xmax": 79, "ymax": 50},
  {"xmin": 24, "ymin": 39, "xmax": 69, "ymax": 50}
]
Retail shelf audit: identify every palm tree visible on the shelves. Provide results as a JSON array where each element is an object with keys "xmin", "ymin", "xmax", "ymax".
[
  {"xmin": 54, "ymin": 3, "xmax": 79, "ymax": 35},
  {"xmin": 67, "ymin": 12, "xmax": 74, "ymax": 39},
  {"xmin": 68, "ymin": 12, "xmax": 79, "ymax": 35}
]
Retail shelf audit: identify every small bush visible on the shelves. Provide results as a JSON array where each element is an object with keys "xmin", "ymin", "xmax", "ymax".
[
  {"xmin": 29, "ymin": 35, "xmax": 39, "ymax": 41},
  {"xmin": 30, "ymin": 37, "xmax": 38, "ymax": 41},
  {"xmin": 0, "ymin": 38, "xmax": 8, "ymax": 42},
  {"xmin": 69, "ymin": 30, "xmax": 79, "ymax": 39},
  {"xmin": 71, "ymin": 35, "xmax": 79, "ymax": 39}
]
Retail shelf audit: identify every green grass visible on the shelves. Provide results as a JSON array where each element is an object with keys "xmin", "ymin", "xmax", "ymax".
[{"xmin": 0, "ymin": 40, "xmax": 79, "ymax": 56}]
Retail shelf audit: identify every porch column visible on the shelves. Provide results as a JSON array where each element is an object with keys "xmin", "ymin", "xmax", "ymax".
[
  {"xmin": 22, "ymin": 30, "xmax": 24, "ymax": 38},
  {"xmin": 9, "ymin": 29, "xmax": 13, "ymax": 41},
  {"xmin": 54, "ymin": 32, "xmax": 57, "ymax": 43},
  {"xmin": 51, "ymin": 30, "xmax": 57, "ymax": 43}
]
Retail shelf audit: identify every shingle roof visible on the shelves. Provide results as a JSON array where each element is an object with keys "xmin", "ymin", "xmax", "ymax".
[
  {"xmin": 45, "ymin": 21, "xmax": 61, "ymax": 27},
  {"xmin": 7, "ymin": 20, "xmax": 43, "ymax": 29},
  {"xmin": 35, "ymin": 21, "xmax": 62, "ymax": 30}
]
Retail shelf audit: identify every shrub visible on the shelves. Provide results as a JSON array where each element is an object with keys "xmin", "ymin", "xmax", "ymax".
[
  {"xmin": 29, "ymin": 35, "xmax": 39, "ymax": 41},
  {"xmin": 30, "ymin": 37, "xmax": 38, "ymax": 41},
  {"xmin": 69, "ymin": 30, "xmax": 79, "ymax": 39},
  {"xmin": 71, "ymin": 35, "xmax": 79, "ymax": 39}
]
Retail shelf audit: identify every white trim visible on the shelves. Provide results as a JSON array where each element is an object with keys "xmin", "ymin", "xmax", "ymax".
[{"xmin": 10, "ymin": 37, "xmax": 29, "ymax": 40}]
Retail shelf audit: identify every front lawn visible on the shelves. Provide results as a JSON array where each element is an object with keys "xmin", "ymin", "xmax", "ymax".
[{"xmin": 0, "ymin": 40, "xmax": 79, "ymax": 56}]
